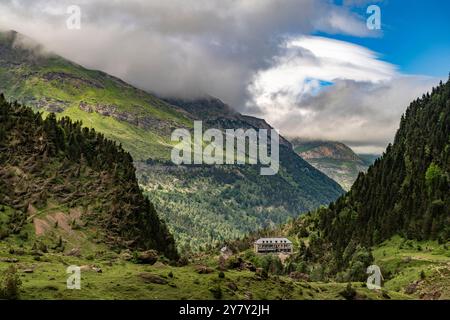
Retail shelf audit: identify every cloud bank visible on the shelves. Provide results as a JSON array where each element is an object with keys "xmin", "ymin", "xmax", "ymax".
[
  {"xmin": 247, "ymin": 36, "xmax": 437, "ymax": 153},
  {"xmin": 0, "ymin": 0, "xmax": 371, "ymax": 104},
  {"xmin": 0, "ymin": 0, "xmax": 439, "ymax": 152}
]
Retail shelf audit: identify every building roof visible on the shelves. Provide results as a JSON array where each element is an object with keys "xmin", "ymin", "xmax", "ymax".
[{"xmin": 255, "ymin": 238, "xmax": 292, "ymax": 244}]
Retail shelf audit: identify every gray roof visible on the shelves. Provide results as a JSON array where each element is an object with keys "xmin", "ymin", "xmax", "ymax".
[{"xmin": 255, "ymin": 238, "xmax": 292, "ymax": 244}]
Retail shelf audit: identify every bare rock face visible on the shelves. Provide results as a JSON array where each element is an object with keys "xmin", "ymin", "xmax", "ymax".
[
  {"xmin": 42, "ymin": 71, "xmax": 105, "ymax": 89},
  {"xmin": 28, "ymin": 97, "xmax": 69, "ymax": 113},
  {"xmin": 78, "ymin": 101, "xmax": 176, "ymax": 135},
  {"xmin": 119, "ymin": 249, "xmax": 133, "ymax": 261}
]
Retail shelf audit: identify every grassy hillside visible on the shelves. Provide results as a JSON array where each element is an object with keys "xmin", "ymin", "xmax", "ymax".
[
  {"xmin": 0, "ymin": 234, "xmax": 415, "ymax": 300},
  {"xmin": 0, "ymin": 30, "xmax": 344, "ymax": 250},
  {"xmin": 372, "ymin": 236, "xmax": 450, "ymax": 299},
  {"xmin": 2, "ymin": 229, "xmax": 443, "ymax": 299},
  {"xmin": 0, "ymin": 31, "xmax": 191, "ymax": 161}
]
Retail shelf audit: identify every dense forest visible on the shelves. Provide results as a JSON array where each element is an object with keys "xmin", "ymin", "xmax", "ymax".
[
  {"xmin": 323, "ymin": 78, "xmax": 449, "ymax": 243},
  {"xmin": 0, "ymin": 94, "xmax": 178, "ymax": 260}
]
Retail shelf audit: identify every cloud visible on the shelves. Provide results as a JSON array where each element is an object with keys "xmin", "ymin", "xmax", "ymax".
[
  {"xmin": 246, "ymin": 36, "xmax": 437, "ymax": 153},
  {"xmin": 0, "ymin": 1, "xmax": 438, "ymax": 153},
  {"xmin": 0, "ymin": 0, "xmax": 371, "ymax": 107}
]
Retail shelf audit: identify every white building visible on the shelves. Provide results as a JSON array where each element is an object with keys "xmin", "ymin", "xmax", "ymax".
[{"xmin": 254, "ymin": 238, "xmax": 293, "ymax": 254}]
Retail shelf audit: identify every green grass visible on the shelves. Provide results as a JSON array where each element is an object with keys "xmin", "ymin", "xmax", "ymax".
[
  {"xmin": 0, "ymin": 220, "xmax": 439, "ymax": 300},
  {"xmin": 0, "ymin": 243, "xmax": 409, "ymax": 300},
  {"xmin": 372, "ymin": 236, "xmax": 450, "ymax": 299},
  {"xmin": 60, "ymin": 106, "xmax": 174, "ymax": 160},
  {"xmin": 1, "ymin": 54, "xmax": 192, "ymax": 161}
]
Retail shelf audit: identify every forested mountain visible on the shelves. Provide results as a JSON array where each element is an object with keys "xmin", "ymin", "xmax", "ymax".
[
  {"xmin": 284, "ymin": 78, "xmax": 450, "ymax": 278},
  {"xmin": 323, "ymin": 78, "xmax": 449, "ymax": 245},
  {"xmin": 225, "ymin": 79, "xmax": 449, "ymax": 291},
  {"xmin": 0, "ymin": 95, "xmax": 178, "ymax": 259},
  {"xmin": 0, "ymin": 30, "xmax": 343, "ymax": 251},
  {"xmin": 290, "ymin": 139, "xmax": 375, "ymax": 190}
]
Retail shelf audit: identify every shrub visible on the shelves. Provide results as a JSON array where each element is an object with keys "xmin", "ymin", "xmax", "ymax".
[
  {"xmin": 0, "ymin": 266, "xmax": 22, "ymax": 300},
  {"xmin": 339, "ymin": 283, "xmax": 357, "ymax": 300},
  {"xmin": 209, "ymin": 285, "xmax": 223, "ymax": 299},
  {"xmin": 420, "ymin": 270, "xmax": 426, "ymax": 280}
]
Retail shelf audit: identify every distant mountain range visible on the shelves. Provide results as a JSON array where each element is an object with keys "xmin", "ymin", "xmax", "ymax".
[
  {"xmin": 290, "ymin": 139, "xmax": 379, "ymax": 190},
  {"xmin": 0, "ymin": 30, "xmax": 343, "ymax": 251}
]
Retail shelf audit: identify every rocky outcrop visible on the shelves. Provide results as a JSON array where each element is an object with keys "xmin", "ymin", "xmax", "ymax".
[
  {"xmin": 139, "ymin": 273, "xmax": 168, "ymax": 284},
  {"xmin": 136, "ymin": 250, "xmax": 159, "ymax": 264},
  {"xmin": 78, "ymin": 101, "xmax": 177, "ymax": 134},
  {"xmin": 42, "ymin": 72, "xmax": 105, "ymax": 89},
  {"xmin": 29, "ymin": 98, "xmax": 69, "ymax": 113}
]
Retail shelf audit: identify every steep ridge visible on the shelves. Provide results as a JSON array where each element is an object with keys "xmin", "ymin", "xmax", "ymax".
[
  {"xmin": 0, "ymin": 95, "xmax": 178, "ymax": 259},
  {"xmin": 283, "ymin": 78, "xmax": 450, "ymax": 279},
  {"xmin": 227, "ymin": 79, "xmax": 449, "ymax": 294},
  {"xmin": 322, "ymin": 79, "xmax": 450, "ymax": 249}
]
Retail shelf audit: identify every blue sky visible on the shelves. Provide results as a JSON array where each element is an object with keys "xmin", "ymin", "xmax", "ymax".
[{"xmin": 325, "ymin": 0, "xmax": 450, "ymax": 78}]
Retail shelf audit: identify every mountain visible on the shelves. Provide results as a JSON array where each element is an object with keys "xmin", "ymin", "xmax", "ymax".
[
  {"xmin": 0, "ymin": 94, "xmax": 178, "ymax": 259},
  {"xmin": 290, "ymin": 139, "xmax": 374, "ymax": 190},
  {"xmin": 0, "ymin": 92, "xmax": 445, "ymax": 301},
  {"xmin": 228, "ymin": 79, "xmax": 450, "ymax": 297},
  {"xmin": 283, "ymin": 78, "xmax": 449, "ymax": 281},
  {"xmin": 0, "ymin": 31, "xmax": 191, "ymax": 162},
  {"xmin": 137, "ymin": 98, "xmax": 344, "ymax": 251},
  {"xmin": 0, "ymin": 30, "xmax": 344, "ymax": 251},
  {"xmin": 322, "ymin": 79, "xmax": 449, "ymax": 248},
  {"xmin": 357, "ymin": 153, "xmax": 380, "ymax": 167}
]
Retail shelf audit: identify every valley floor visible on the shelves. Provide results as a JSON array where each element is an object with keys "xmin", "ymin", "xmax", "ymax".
[{"xmin": 1, "ymin": 236, "xmax": 448, "ymax": 300}]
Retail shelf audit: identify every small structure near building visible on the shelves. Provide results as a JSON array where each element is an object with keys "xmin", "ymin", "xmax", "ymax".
[{"xmin": 254, "ymin": 238, "xmax": 293, "ymax": 254}]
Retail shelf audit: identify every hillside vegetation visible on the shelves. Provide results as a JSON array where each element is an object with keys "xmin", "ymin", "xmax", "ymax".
[
  {"xmin": 0, "ymin": 94, "xmax": 178, "ymax": 259},
  {"xmin": 224, "ymin": 79, "xmax": 449, "ymax": 299},
  {"xmin": 283, "ymin": 78, "xmax": 449, "ymax": 282}
]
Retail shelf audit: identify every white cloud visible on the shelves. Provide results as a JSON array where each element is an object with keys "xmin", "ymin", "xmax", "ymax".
[
  {"xmin": 0, "ymin": 0, "xmax": 371, "ymax": 107},
  {"xmin": 247, "ymin": 36, "xmax": 437, "ymax": 153}
]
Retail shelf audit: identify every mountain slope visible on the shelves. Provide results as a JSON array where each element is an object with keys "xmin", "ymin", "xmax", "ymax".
[
  {"xmin": 228, "ymin": 79, "xmax": 449, "ymax": 297},
  {"xmin": 0, "ymin": 94, "xmax": 178, "ymax": 259},
  {"xmin": 0, "ymin": 30, "xmax": 191, "ymax": 161},
  {"xmin": 290, "ymin": 139, "xmax": 372, "ymax": 190},
  {"xmin": 0, "ymin": 30, "xmax": 344, "ymax": 250},
  {"xmin": 138, "ymin": 99, "xmax": 344, "ymax": 250},
  {"xmin": 283, "ymin": 78, "xmax": 450, "ymax": 280},
  {"xmin": 322, "ymin": 79, "xmax": 450, "ymax": 250}
]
